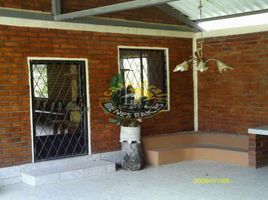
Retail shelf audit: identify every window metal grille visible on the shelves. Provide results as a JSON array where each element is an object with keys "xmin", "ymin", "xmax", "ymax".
[
  {"xmin": 119, "ymin": 48, "xmax": 168, "ymax": 109},
  {"xmin": 33, "ymin": 64, "xmax": 48, "ymax": 98}
]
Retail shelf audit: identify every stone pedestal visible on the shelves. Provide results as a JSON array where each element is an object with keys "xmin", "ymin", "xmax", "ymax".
[{"xmin": 121, "ymin": 142, "xmax": 144, "ymax": 171}]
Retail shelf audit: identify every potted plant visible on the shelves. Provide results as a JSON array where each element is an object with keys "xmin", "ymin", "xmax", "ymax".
[{"xmin": 100, "ymin": 74, "xmax": 167, "ymax": 171}]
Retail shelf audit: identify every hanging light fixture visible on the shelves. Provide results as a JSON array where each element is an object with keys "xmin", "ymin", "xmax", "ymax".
[
  {"xmin": 173, "ymin": 59, "xmax": 193, "ymax": 72},
  {"xmin": 174, "ymin": 0, "xmax": 234, "ymax": 73}
]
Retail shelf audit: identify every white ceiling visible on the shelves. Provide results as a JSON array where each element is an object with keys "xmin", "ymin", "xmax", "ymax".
[{"xmin": 169, "ymin": 0, "xmax": 268, "ymax": 20}]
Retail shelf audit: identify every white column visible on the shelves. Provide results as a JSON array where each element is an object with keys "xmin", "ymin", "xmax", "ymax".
[{"xmin": 193, "ymin": 35, "xmax": 198, "ymax": 131}]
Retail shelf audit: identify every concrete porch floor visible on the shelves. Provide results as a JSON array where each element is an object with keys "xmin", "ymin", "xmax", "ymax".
[{"xmin": 1, "ymin": 160, "xmax": 268, "ymax": 200}]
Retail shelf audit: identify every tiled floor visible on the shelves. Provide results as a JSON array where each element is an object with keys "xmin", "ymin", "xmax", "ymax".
[{"xmin": 1, "ymin": 160, "xmax": 268, "ymax": 200}]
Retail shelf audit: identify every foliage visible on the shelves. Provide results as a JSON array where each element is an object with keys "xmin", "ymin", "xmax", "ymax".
[
  {"xmin": 101, "ymin": 74, "xmax": 166, "ymax": 127},
  {"xmin": 109, "ymin": 74, "xmax": 142, "ymax": 127},
  {"xmin": 109, "ymin": 118, "xmax": 142, "ymax": 127}
]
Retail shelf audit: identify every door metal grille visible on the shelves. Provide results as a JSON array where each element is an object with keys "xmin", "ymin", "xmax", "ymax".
[{"xmin": 30, "ymin": 60, "xmax": 88, "ymax": 162}]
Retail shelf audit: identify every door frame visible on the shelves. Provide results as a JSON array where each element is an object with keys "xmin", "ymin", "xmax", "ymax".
[{"xmin": 27, "ymin": 57, "xmax": 91, "ymax": 163}]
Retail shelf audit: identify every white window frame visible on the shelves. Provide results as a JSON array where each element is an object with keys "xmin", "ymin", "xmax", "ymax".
[{"xmin": 118, "ymin": 46, "xmax": 170, "ymax": 111}]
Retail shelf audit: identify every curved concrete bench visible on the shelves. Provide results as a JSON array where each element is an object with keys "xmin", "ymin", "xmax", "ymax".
[{"xmin": 142, "ymin": 131, "xmax": 249, "ymax": 167}]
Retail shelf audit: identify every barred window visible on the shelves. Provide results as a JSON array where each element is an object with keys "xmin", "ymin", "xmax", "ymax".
[
  {"xmin": 32, "ymin": 64, "xmax": 48, "ymax": 98},
  {"xmin": 119, "ymin": 47, "xmax": 169, "ymax": 110}
]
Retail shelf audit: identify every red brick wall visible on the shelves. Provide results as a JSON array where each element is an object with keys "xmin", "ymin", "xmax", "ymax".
[
  {"xmin": 0, "ymin": 0, "xmax": 50, "ymax": 11},
  {"xmin": 0, "ymin": 0, "xmax": 180, "ymax": 25},
  {"xmin": 198, "ymin": 32, "xmax": 268, "ymax": 167},
  {"xmin": 0, "ymin": 25, "xmax": 193, "ymax": 167},
  {"xmin": 249, "ymin": 134, "xmax": 268, "ymax": 168},
  {"xmin": 255, "ymin": 135, "xmax": 268, "ymax": 168}
]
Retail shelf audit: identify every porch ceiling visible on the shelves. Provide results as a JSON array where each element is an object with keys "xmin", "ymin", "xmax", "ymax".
[
  {"xmin": 169, "ymin": 0, "xmax": 268, "ymax": 21},
  {"xmin": 51, "ymin": 0, "xmax": 268, "ymax": 31},
  {"xmin": 2, "ymin": 0, "xmax": 268, "ymax": 32}
]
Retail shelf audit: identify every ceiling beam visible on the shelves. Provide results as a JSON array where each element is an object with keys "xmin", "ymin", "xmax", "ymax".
[
  {"xmin": 196, "ymin": 9, "xmax": 268, "ymax": 22},
  {"xmin": 0, "ymin": 8, "xmax": 52, "ymax": 20},
  {"xmin": 157, "ymin": 4, "xmax": 202, "ymax": 32},
  {"xmin": 0, "ymin": 7, "xmax": 195, "ymax": 32},
  {"xmin": 54, "ymin": 0, "xmax": 179, "ymax": 21},
  {"xmin": 75, "ymin": 17, "xmax": 195, "ymax": 32},
  {"xmin": 52, "ymin": 0, "xmax": 61, "ymax": 16}
]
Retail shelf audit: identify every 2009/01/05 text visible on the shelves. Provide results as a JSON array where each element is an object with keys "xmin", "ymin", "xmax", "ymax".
[{"xmin": 193, "ymin": 178, "xmax": 232, "ymax": 184}]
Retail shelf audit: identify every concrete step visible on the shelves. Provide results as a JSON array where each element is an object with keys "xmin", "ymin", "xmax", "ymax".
[{"xmin": 22, "ymin": 160, "xmax": 115, "ymax": 186}]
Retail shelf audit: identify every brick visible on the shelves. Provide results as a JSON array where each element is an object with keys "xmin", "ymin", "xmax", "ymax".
[
  {"xmin": 0, "ymin": 24, "xmax": 193, "ymax": 167},
  {"xmin": 199, "ymin": 32, "xmax": 268, "ymax": 168}
]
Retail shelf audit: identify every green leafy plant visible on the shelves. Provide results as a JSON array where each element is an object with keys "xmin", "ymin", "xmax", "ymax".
[
  {"xmin": 100, "ymin": 74, "xmax": 167, "ymax": 127},
  {"xmin": 109, "ymin": 74, "xmax": 142, "ymax": 127}
]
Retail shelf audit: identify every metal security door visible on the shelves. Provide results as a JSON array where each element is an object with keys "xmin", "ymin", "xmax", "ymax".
[{"xmin": 30, "ymin": 60, "xmax": 88, "ymax": 162}]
